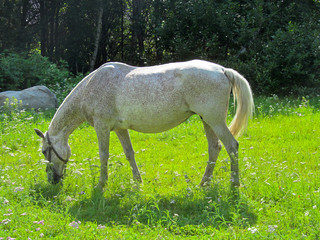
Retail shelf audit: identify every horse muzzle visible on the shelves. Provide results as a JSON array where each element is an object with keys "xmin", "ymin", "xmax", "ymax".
[
  {"xmin": 47, "ymin": 173, "xmax": 62, "ymax": 184},
  {"xmin": 46, "ymin": 166, "xmax": 63, "ymax": 184}
]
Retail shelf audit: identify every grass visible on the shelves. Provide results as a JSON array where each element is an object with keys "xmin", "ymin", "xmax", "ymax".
[{"xmin": 0, "ymin": 95, "xmax": 320, "ymax": 239}]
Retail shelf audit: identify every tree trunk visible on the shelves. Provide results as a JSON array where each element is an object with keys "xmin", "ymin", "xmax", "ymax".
[
  {"xmin": 121, "ymin": 0, "xmax": 124, "ymax": 61},
  {"xmin": 16, "ymin": 0, "xmax": 29, "ymax": 50},
  {"xmin": 54, "ymin": 3, "xmax": 60, "ymax": 61},
  {"xmin": 90, "ymin": 4, "xmax": 104, "ymax": 72},
  {"xmin": 40, "ymin": 0, "xmax": 48, "ymax": 56},
  {"xmin": 132, "ymin": 0, "xmax": 145, "ymax": 66},
  {"xmin": 49, "ymin": 1, "xmax": 56, "ymax": 61}
]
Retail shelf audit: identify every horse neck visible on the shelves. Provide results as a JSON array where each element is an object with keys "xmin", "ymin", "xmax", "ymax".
[{"xmin": 48, "ymin": 89, "xmax": 85, "ymax": 142}]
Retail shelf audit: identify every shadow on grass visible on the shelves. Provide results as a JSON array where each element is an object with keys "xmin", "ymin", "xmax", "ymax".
[
  {"xmin": 66, "ymin": 183, "xmax": 257, "ymax": 234},
  {"xmin": 28, "ymin": 176, "xmax": 257, "ymax": 235},
  {"xmin": 28, "ymin": 179, "xmax": 257, "ymax": 234},
  {"xmin": 29, "ymin": 181, "xmax": 64, "ymax": 206}
]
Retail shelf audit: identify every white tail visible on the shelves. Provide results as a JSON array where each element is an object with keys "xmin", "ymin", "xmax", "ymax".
[{"xmin": 224, "ymin": 68, "xmax": 254, "ymax": 138}]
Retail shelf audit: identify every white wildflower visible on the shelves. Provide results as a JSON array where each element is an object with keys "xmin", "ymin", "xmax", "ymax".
[
  {"xmin": 97, "ymin": 224, "xmax": 106, "ymax": 229},
  {"xmin": 248, "ymin": 227, "xmax": 258, "ymax": 234},
  {"xmin": 69, "ymin": 221, "xmax": 81, "ymax": 229},
  {"xmin": 268, "ymin": 225, "xmax": 278, "ymax": 233}
]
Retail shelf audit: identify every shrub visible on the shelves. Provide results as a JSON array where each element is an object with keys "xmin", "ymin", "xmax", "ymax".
[
  {"xmin": 224, "ymin": 21, "xmax": 320, "ymax": 96},
  {"xmin": 259, "ymin": 22, "xmax": 320, "ymax": 96},
  {"xmin": 0, "ymin": 52, "xmax": 83, "ymax": 103}
]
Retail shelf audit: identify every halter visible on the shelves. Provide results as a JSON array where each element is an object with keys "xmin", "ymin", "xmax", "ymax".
[{"xmin": 46, "ymin": 133, "xmax": 69, "ymax": 164}]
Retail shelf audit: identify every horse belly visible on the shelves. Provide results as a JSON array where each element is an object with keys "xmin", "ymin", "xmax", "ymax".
[
  {"xmin": 133, "ymin": 112, "xmax": 192, "ymax": 133},
  {"xmin": 116, "ymin": 101, "xmax": 193, "ymax": 133}
]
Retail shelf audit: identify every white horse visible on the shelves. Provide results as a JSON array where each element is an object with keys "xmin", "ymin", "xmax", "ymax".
[{"xmin": 34, "ymin": 60, "xmax": 254, "ymax": 189}]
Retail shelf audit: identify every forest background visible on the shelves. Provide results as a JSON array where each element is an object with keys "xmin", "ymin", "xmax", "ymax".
[{"xmin": 0, "ymin": 0, "xmax": 319, "ymax": 98}]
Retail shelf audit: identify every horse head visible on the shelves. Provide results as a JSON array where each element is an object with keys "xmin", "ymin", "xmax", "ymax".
[{"xmin": 34, "ymin": 129, "xmax": 70, "ymax": 184}]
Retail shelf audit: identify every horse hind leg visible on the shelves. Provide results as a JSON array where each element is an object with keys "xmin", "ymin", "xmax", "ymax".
[
  {"xmin": 116, "ymin": 129, "xmax": 142, "ymax": 183},
  {"xmin": 200, "ymin": 120, "xmax": 221, "ymax": 186},
  {"xmin": 203, "ymin": 118, "xmax": 240, "ymax": 188}
]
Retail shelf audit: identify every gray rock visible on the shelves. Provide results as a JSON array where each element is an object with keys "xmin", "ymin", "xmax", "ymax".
[{"xmin": 0, "ymin": 86, "xmax": 58, "ymax": 110}]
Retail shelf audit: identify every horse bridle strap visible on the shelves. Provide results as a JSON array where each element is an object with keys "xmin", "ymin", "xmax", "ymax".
[{"xmin": 46, "ymin": 133, "xmax": 68, "ymax": 164}]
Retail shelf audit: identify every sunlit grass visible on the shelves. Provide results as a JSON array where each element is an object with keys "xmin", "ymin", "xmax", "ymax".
[{"xmin": 0, "ymin": 95, "xmax": 319, "ymax": 239}]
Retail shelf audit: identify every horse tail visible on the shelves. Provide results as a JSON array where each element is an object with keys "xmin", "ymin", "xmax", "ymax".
[{"xmin": 224, "ymin": 68, "xmax": 254, "ymax": 138}]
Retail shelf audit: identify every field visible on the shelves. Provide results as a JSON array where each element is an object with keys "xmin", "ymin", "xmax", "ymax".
[{"xmin": 0, "ymin": 95, "xmax": 320, "ymax": 239}]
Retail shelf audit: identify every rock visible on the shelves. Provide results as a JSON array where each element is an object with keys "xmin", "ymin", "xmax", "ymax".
[{"xmin": 0, "ymin": 86, "xmax": 58, "ymax": 110}]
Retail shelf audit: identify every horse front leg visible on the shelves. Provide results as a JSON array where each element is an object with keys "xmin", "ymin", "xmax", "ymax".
[
  {"xmin": 200, "ymin": 120, "xmax": 221, "ymax": 186},
  {"xmin": 116, "ymin": 129, "xmax": 142, "ymax": 183},
  {"xmin": 94, "ymin": 123, "xmax": 110, "ymax": 191}
]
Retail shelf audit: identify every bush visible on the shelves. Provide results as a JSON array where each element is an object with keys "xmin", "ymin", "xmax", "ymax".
[
  {"xmin": 259, "ymin": 22, "xmax": 320, "ymax": 96},
  {"xmin": 224, "ymin": 20, "xmax": 320, "ymax": 96},
  {"xmin": 0, "ymin": 52, "xmax": 83, "ymax": 103}
]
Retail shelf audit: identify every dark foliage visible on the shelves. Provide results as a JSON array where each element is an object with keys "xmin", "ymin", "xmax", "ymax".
[{"xmin": 0, "ymin": 0, "xmax": 319, "ymax": 95}]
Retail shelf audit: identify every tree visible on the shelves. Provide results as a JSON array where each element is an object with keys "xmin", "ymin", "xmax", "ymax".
[
  {"xmin": 130, "ymin": 0, "xmax": 146, "ymax": 65},
  {"xmin": 0, "ymin": 0, "xmax": 319, "ymax": 95},
  {"xmin": 89, "ymin": 1, "xmax": 104, "ymax": 72},
  {"xmin": 39, "ymin": 0, "xmax": 48, "ymax": 56}
]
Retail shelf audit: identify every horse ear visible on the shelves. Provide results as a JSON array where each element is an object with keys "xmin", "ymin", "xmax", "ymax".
[{"xmin": 34, "ymin": 128, "xmax": 45, "ymax": 139}]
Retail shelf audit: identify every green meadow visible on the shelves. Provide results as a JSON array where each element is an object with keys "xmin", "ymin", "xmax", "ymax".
[{"xmin": 0, "ymin": 95, "xmax": 319, "ymax": 239}]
